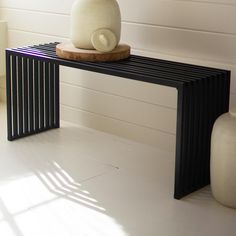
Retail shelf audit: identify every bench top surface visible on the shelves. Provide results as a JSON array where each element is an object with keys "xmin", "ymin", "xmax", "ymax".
[{"xmin": 7, "ymin": 42, "xmax": 229, "ymax": 89}]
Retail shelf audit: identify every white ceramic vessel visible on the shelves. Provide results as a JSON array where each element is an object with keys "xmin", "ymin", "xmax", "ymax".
[
  {"xmin": 70, "ymin": 0, "xmax": 121, "ymax": 52},
  {"xmin": 211, "ymin": 108, "xmax": 236, "ymax": 208}
]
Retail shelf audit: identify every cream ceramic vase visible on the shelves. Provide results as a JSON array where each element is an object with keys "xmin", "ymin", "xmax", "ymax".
[
  {"xmin": 211, "ymin": 109, "xmax": 236, "ymax": 208},
  {"xmin": 70, "ymin": 0, "xmax": 121, "ymax": 52}
]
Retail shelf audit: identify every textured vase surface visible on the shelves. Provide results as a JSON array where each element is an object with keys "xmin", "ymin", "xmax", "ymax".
[
  {"xmin": 70, "ymin": 0, "xmax": 121, "ymax": 52},
  {"xmin": 211, "ymin": 109, "xmax": 236, "ymax": 208}
]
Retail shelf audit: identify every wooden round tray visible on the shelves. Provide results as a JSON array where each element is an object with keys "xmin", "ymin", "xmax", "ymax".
[{"xmin": 56, "ymin": 42, "xmax": 131, "ymax": 62}]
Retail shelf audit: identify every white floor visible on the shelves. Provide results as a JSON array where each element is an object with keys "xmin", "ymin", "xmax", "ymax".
[{"xmin": 0, "ymin": 103, "xmax": 236, "ymax": 236}]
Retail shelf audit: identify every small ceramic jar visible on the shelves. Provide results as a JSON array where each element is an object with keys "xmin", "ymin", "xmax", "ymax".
[
  {"xmin": 70, "ymin": 0, "xmax": 121, "ymax": 52},
  {"xmin": 211, "ymin": 108, "xmax": 236, "ymax": 208}
]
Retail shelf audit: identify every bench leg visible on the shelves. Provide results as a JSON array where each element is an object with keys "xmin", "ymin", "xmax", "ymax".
[
  {"xmin": 6, "ymin": 51, "xmax": 60, "ymax": 141},
  {"xmin": 174, "ymin": 74, "xmax": 230, "ymax": 199}
]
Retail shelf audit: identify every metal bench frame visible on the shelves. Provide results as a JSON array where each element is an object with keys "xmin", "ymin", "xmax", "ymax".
[{"xmin": 6, "ymin": 42, "xmax": 230, "ymax": 199}]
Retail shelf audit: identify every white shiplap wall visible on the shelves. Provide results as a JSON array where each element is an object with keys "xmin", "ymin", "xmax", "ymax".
[
  {"xmin": 0, "ymin": 21, "xmax": 7, "ymax": 101},
  {"xmin": 0, "ymin": 0, "xmax": 236, "ymax": 151}
]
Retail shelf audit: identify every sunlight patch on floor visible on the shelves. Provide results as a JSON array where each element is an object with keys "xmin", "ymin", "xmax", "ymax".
[{"xmin": 0, "ymin": 163, "xmax": 128, "ymax": 236}]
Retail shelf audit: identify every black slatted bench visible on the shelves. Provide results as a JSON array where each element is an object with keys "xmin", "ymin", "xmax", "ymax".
[{"xmin": 6, "ymin": 42, "xmax": 230, "ymax": 199}]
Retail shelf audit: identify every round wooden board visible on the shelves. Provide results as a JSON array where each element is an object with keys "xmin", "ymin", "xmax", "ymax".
[{"xmin": 56, "ymin": 42, "xmax": 131, "ymax": 62}]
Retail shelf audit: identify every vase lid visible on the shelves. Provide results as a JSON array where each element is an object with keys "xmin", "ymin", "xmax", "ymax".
[{"xmin": 229, "ymin": 108, "xmax": 236, "ymax": 117}]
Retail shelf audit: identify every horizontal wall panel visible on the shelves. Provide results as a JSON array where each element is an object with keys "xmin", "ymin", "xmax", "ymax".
[
  {"xmin": 0, "ymin": 1, "xmax": 73, "ymax": 15},
  {"xmin": 60, "ymin": 66, "xmax": 177, "ymax": 109},
  {"xmin": 122, "ymin": 23, "xmax": 236, "ymax": 64},
  {"xmin": 7, "ymin": 30, "xmax": 66, "ymax": 48},
  {"xmin": 2, "ymin": 3, "xmax": 236, "ymax": 37},
  {"xmin": 1, "ymin": 1, "xmax": 236, "ymax": 35},
  {"xmin": 61, "ymin": 83, "xmax": 177, "ymax": 134},
  {"xmin": 119, "ymin": 0, "xmax": 236, "ymax": 35},
  {"xmin": 0, "ymin": 9, "xmax": 70, "ymax": 38},
  {"xmin": 1, "ymin": 0, "xmax": 236, "ymax": 16},
  {"xmin": 61, "ymin": 105, "xmax": 176, "ymax": 152},
  {"xmin": 193, "ymin": 0, "xmax": 236, "ymax": 4}
]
